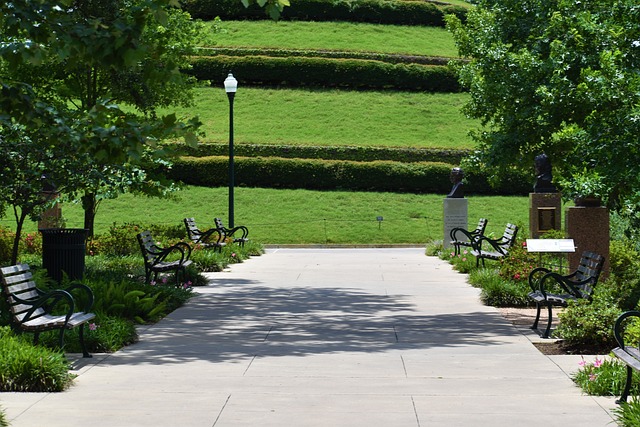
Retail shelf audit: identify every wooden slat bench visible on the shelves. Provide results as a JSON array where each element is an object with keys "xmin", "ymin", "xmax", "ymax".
[
  {"xmin": 450, "ymin": 218, "xmax": 488, "ymax": 256},
  {"xmin": 137, "ymin": 230, "xmax": 193, "ymax": 286},
  {"xmin": 0, "ymin": 263, "xmax": 95, "ymax": 357},
  {"xmin": 613, "ymin": 310, "xmax": 640, "ymax": 403},
  {"xmin": 214, "ymin": 218, "xmax": 249, "ymax": 247},
  {"xmin": 527, "ymin": 251, "xmax": 604, "ymax": 338},
  {"xmin": 183, "ymin": 218, "xmax": 226, "ymax": 252},
  {"xmin": 470, "ymin": 223, "xmax": 519, "ymax": 267}
]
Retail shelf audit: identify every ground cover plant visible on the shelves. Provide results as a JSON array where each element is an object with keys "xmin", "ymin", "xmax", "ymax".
[{"xmin": 208, "ymin": 20, "xmax": 460, "ymax": 57}]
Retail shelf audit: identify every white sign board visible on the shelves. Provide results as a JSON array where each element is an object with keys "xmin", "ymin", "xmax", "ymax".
[{"xmin": 526, "ymin": 239, "xmax": 575, "ymax": 253}]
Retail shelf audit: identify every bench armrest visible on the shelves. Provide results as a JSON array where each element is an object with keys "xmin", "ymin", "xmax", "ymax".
[
  {"xmin": 15, "ymin": 289, "xmax": 76, "ymax": 324},
  {"xmin": 614, "ymin": 311, "xmax": 640, "ymax": 349},
  {"xmin": 472, "ymin": 235, "xmax": 508, "ymax": 255},
  {"xmin": 223, "ymin": 225, "xmax": 249, "ymax": 239},
  {"xmin": 194, "ymin": 228, "xmax": 225, "ymax": 246},
  {"xmin": 537, "ymin": 271, "xmax": 592, "ymax": 299},
  {"xmin": 63, "ymin": 283, "xmax": 95, "ymax": 313},
  {"xmin": 450, "ymin": 227, "xmax": 479, "ymax": 243}
]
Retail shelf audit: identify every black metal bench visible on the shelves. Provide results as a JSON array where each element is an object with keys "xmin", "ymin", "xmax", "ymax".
[
  {"xmin": 137, "ymin": 230, "xmax": 193, "ymax": 286},
  {"xmin": 450, "ymin": 218, "xmax": 488, "ymax": 256},
  {"xmin": 527, "ymin": 251, "xmax": 604, "ymax": 338},
  {"xmin": 470, "ymin": 223, "xmax": 519, "ymax": 267},
  {"xmin": 214, "ymin": 217, "xmax": 249, "ymax": 247},
  {"xmin": 183, "ymin": 218, "xmax": 226, "ymax": 252},
  {"xmin": 613, "ymin": 310, "xmax": 640, "ymax": 403},
  {"xmin": 0, "ymin": 263, "xmax": 95, "ymax": 357}
]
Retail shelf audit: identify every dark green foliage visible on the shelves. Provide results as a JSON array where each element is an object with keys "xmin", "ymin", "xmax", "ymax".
[
  {"xmin": 187, "ymin": 56, "xmax": 462, "ymax": 93},
  {"xmin": 182, "ymin": 0, "xmax": 468, "ymax": 26},
  {"xmin": 0, "ymin": 327, "xmax": 74, "ymax": 392}
]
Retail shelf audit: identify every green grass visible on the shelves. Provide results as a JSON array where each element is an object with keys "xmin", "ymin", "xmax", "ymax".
[
  {"xmin": 165, "ymin": 87, "xmax": 477, "ymax": 148},
  {"xmin": 3, "ymin": 187, "xmax": 532, "ymax": 244},
  {"xmin": 207, "ymin": 20, "xmax": 460, "ymax": 57}
]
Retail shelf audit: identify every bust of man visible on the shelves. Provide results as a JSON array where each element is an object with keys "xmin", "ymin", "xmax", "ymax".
[
  {"xmin": 533, "ymin": 154, "xmax": 558, "ymax": 193},
  {"xmin": 447, "ymin": 167, "xmax": 465, "ymax": 198}
]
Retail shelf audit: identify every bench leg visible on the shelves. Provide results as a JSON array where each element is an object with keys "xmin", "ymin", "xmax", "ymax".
[
  {"xmin": 33, "ymin": 332, "xmax": 41, "ymax": 346},
  {"xmin": 78, "ymin": 324, "xmax": 92, "ymax": 358},
  {"xmin": 531, "ymin": 303, "xmax": 542, "ymax": 331},
  {"xmin": 541, "ymin": 305, "xmax": 553, "ymax": 338},
  {"xmin": 617, "ymin": 365, "xmax": 634, "ymax": 404}
]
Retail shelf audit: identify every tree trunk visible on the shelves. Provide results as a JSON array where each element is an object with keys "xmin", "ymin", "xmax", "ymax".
[{"xmin": 11, "ymin": 210, "xmax": 28, "ymax": 265}]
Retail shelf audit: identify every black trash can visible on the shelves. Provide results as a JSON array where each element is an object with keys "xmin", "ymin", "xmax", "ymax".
[{"xmin": 39, "ymin": 228, "xmax": 88, "ymax": 283}]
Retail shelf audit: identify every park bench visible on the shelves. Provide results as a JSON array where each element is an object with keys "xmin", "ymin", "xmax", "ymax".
[
  {"xmin": 527, "ymin": 251, "xmax": 604, "ymax": 338},
  {"xmin": 449, "ymin": 218, "xmax": 488, "ymax": 256},
  {"xmin": 214, "ymin": 217, "xmax": 249, "ymax": 247},
  {"xmin": 184, "ymin": 217, "xmax": 226, "ymax": 252},
  {"xmin": 470, "ymin": 223, "xmax": 519, "ymax": 267},
  {"xmin": 137, "ymin": 230, "xmax": 193, "ymax": 286},
  {"xmin": 613, "ymin": 310, "xmax": 640, "ymax": 404},
  {"xmin": 0, "ymin": 263, "xmax": 95, "ymax": 357}
]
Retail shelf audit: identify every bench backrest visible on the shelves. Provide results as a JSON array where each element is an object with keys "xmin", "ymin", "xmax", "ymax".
[
  {"xmin": 0, "ymin": 264, "xmax": 47, "ymax": 325},
  {"xmin": 574, "ymin": 251, "xmax": 605, "ymax": 297},
  {"xmin": 214, "ymin": 218, "xmax": 225, "ymax": 230},
  {"xmin": 474, "ymin": 218, "xmax": 488, "ymax": 236},
  {"xmin": 137, "ymin": 230, "xmax": 161, "ymax": 266},
  {"xmin": 183, "ymin": 218, "xmax": 202, "ymax": 244},
  {"xmin": 499, "ymin": 223, "xmax": 519, "ymax": 251}
]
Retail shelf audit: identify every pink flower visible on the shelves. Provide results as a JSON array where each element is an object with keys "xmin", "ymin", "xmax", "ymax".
[
  {"xmin": 578, "ymin": 356, "xmax": 587, "ymax": 367},
  {"xmin": 593, "ymin": 357, "xmax": 603, "ymax": 368},
  {"xmin": 150, "ymin": 280, "xmax": 156, "ymax": 286},
  {"xmin": 589, "ymin": 374, "xmax": 597, "ymax": 381},
  {"xmin": 89, "ymin": 323, "xmax": 98, "ymax": 331},
  {"xmin": 231, "ymin": 253, "xmax": 237, "ymax": 258},
  {"xmin": 462, "ymin": 257, "xmax": 467, "ymax": 262},
  {"xmin": 514, "ymin": 273, "xmax": 521, "ymax": 280}
]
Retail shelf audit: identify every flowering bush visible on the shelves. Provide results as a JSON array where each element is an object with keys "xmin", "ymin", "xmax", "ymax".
[
  {"xmin": 498, "ymin": 240, "xmax": 536, "ymax": 282},
  {"xmin": 573, "ymin": 356, "xmax": 637, "ymax": 396}
]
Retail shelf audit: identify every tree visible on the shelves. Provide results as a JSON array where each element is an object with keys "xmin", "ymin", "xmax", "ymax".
[
  {"xmin": 446, "ymin": 0, "xmax": 640, "ymax": 210},
  {"xmin": 2, "ymin": 0, "xmax": 206, "ymax": 236}
]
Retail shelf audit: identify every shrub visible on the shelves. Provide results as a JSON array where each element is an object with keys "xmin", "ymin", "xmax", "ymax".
[
  {"xmin": 187, "ymin": 55, "xmax": 462, "ymax": 93},
  {"xmin": 182, "ymin": 0, "xmax": 468, "ymax": 26},
  {"xmin": 0, "ymin": 327, "xmax": 74, "ymax": 392},
  {"xmin": 555, "ymin": 293, "xmax": 622, "ymax": 350},
  {"xmin": 605, "ymin": 239, "xmax": 640, "ymax": 310},
  {"xmin": 162, "ymin": 142, "xmax": 472, "ymax": 165},
  {"xmin": 499, "ymin": 241, "xmax": 537, "ymax": 282},
  {"xmin": 480, "ymin": 278, "xmax": 531, "ymax": 307},
  {"xmin": 0, "ymin": 226, "xmax": 13, "ymax": 265}
]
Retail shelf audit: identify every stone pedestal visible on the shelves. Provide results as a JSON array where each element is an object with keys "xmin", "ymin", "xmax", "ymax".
[
  {"xmin": 443, "ymin": 198, "xmax": 468, "ymax": 249},
  {"xmin": 566, "ymin": 206, "xmax": 609, "ymax": 279},
  {"xmin": 529, "ymin": 193, "xmax": 562, "ymax": 239}
]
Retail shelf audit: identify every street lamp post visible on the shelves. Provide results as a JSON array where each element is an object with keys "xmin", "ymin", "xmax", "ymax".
[{"xmin": 224, "ymin": 73, "xmax": 237, "ymax": 228}]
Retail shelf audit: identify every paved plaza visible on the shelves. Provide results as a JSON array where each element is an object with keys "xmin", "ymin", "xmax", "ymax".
[{"xmin": 1, "ymin": 248, "xmax": 618, "ymax": 426}]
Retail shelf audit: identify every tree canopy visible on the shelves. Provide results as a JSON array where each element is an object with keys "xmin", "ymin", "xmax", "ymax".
[{"xmin": 446, "ymin": 0, "xmax": 640, "ymax": 210}]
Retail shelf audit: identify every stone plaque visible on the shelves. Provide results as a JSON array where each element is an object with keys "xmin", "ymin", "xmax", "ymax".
[
  {"xmin": 443, "ymin": 198, "xmax": 468, "ymax": 249},
  {"xmin": 537, "ymin": 207, "xmax": 557, "ymax": 233}
]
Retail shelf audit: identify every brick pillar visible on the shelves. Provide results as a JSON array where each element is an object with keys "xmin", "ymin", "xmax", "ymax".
[{"xmin": 565, "ymin": 206, "xmax": 609, "ymax": 279}]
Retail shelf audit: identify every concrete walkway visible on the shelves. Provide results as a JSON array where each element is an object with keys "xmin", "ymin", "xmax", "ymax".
[{"xmin": 1, "ymin": 248, "xmax": 618, "ymax": 426}]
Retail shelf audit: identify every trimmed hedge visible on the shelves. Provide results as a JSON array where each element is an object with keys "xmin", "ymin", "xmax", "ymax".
[
  {"xmin": 168, "ymin": 156, "xmax": 530, "ymax": 195},
  {"xmin": 182, "ymin": 0, "xmax": 468, "ymax": 26},
  {"xmin": 162, "ymin": 142, "xmax": 472, "ymax": 164},
  {"xmin": 198, "ymin": 47, "xmax": 455, "ymax": 66},
  {"xmin": 188, "ymin": 55, "xmax": 461, "ymax": 92}
]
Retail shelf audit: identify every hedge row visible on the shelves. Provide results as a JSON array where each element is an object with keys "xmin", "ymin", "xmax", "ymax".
[
  {"xmin": 198, "ymin": 47, "xmax": 454, "ymax": 66},
  {"xmin": 163, "ymin": 142, "xmax": 472, "ymax": 164},
  {"xmin": 188, "ymin": 55, "xmax": 461, "ymax": 92},
  {"xmin": 182, "ymin": 0, "xmax": 468, "ymax": 26},
  {"xmin": 168, "ymin": 156, "xmax": 531, "ymax": 195}
]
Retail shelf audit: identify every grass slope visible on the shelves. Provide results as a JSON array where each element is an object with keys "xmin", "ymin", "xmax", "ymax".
[
  {"xmin": 4, "ymin": 187, "xmax": 533, "ymax": 244},
  {"xmin": 163, "ymin": 87, "xmax": 476, "ymax": 148},
  {"xmin": 208, "ymin": 20, "xmax": 460, "ymax": 57}
]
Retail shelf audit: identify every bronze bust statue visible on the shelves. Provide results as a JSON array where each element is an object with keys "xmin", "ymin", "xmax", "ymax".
[
  {"xmin": 533, "ymin": 154, "xmax": 558, "ymax": 193},
  {"xmin": 447, "ymin": 167, "xmax": 465, "ymax": 198}
]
